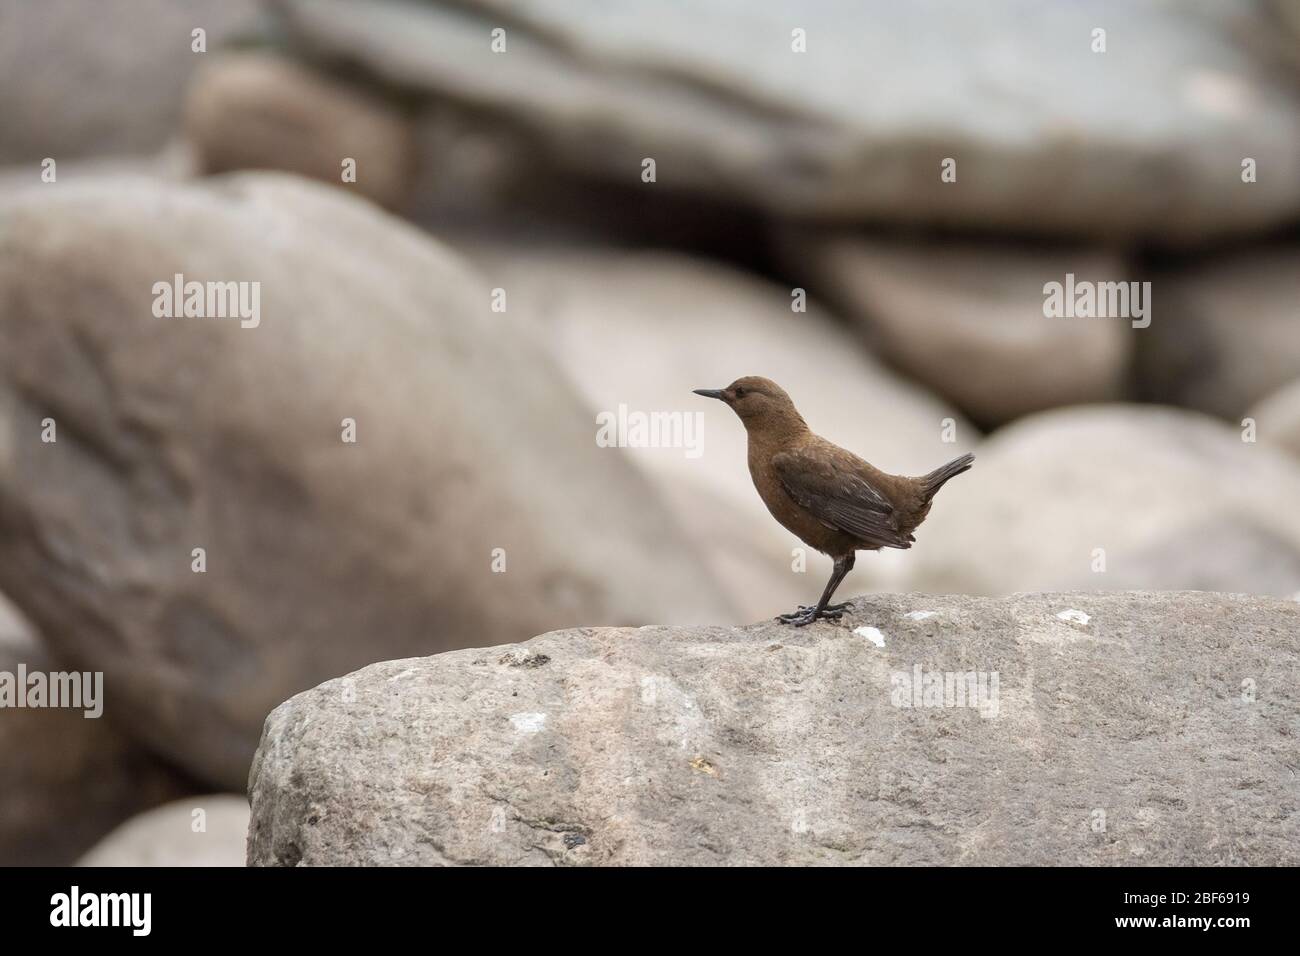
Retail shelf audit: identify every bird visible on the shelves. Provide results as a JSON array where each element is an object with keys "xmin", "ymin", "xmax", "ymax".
[{"xmin": 693, "ymin": 376, "xmax": 974, "ymax": 627}]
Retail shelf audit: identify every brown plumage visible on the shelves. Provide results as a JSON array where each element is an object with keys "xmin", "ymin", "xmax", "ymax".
[{"xmin": 694, "ymin": 376, "xmax": 974, "ymax": 626}]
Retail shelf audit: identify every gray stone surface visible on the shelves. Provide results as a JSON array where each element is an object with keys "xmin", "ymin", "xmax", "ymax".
[
  {"xmin": 1, "ymin": 622, "xmax": 194, "ymax": 866},
  {"xmin": 906, "ymin": 405, "xmax": 1300, "ymax": 597},
  {"xmin": 247, "ymin": 590, "xmax": 1300, "ymax": 866},
  {"xmin": 77, "ymin": 795, "xmax": 248, "ymax": 867},
  {"xmin": 1141, "ymin": 246, "xmax": 1300, "ymax": 418},
  {"xmin": 1248, "ymin": 377, "xmax": 1300, "ymax": 461},
  {"xmin": 0, "ymin": 174, "xmax": 734, "ymax": 790},
  {"xmin": 0, "ymin": 0, "xmax": 262, "ymax": 163},
  {"xmin": 800, "ymin": 237, "xmax": 1130, "ymax": 425},
  {"xmin": 184, "ymin": 52, "xmax": 417, "ymax": 209},
  {"xmin": 266, "ymin": 0, "xmax": 1300, "ymax": 242}
]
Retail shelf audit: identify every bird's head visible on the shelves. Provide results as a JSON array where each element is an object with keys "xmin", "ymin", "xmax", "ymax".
[{"xmin": 692, "ymin": 376, "xmax": 806, "ymax": 430}]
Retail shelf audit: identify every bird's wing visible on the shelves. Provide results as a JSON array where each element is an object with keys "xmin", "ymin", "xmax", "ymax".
[{"xmin": 772, "ymin": 445, "xmax": 912, "ymax": 550}]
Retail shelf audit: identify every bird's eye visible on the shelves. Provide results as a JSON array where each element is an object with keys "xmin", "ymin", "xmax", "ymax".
[{"xmin": 734, "ymin": 386, "xmax": 746, "ymax": 398}]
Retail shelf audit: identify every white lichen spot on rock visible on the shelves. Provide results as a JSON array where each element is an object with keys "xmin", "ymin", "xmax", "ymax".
[
  {"xmin": 853, "ymin": 625, "xmax": 886, "ymax": 647},
  {"xmin": 508, "ymin": 712, "xmax": 547, "ymax": 734},
  {"xmin": 905, "ymin": 610, "xmax": 937, "ymax": 620},
  {"xmin": 1057, "ymin": 609, "xmax": 1091, "ymax": 627}
]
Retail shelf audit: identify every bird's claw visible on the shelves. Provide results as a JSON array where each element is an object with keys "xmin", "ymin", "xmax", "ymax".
[{"xmin": 776, "ymin": 602, "xmax": 852, "ymax": 627}]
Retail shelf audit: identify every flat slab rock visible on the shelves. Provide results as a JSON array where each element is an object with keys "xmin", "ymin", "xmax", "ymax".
[{"xmin": 247, "ymin": 592, "xmax": 1300, "ymax": 866}]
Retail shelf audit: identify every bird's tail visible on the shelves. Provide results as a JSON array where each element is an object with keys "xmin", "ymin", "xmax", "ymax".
[{"xmin": 919, "ymin": 452, "xmax": 975, "ymax": 501}]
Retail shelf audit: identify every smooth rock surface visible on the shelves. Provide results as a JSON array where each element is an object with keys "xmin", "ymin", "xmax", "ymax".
[
  {"xmin": 907, "ymin": 405, "xmax": 1300, "ymax": 597},
  {"xmin": 247, "ymin": 591, "xmax": 1300, "ymax": 866},
  {"xmin": 0, "ymin": 621, "xmax": 194, "ymax": 866},
  {"xmin": 185, "ymin": 52, "xmax": 417, "ymax": 209},
  {"xmin": 1140, "ymin": 246, "xmax": 1300, "ymax": 418},
  {"xmin": 464, "ymin": 244, "xmax": 977, "ymax": 611},
  {"xmin": 266, "ymin": 0, "xmax": 1300, "ymax": 242},
  {"xmin": 1248, "ymin": 378, "xmax": 1300, "ymax": 460},
  {"xmin": 0, "ymin": 0, "xmax": 262, "ymax": 163},
  {"xmin": 0, "ymin": 174, "xmax": 734, "ymax": 789},
  {"xmin": 801, "ymin": 238, "xmax": 1131, "ymax": 425},
  {"xmin": 78, "ymin": 795, "xmax": 248, "ymax": 866}
]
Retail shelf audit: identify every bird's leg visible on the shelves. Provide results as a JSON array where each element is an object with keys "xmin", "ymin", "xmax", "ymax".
[{"xmin": 778, "ymin": 555, "xmax": 855, "ymax": 626}]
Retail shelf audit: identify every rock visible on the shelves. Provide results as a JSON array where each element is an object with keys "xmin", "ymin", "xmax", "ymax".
[
  {"xmin": 0, "ymin": 620, "xmax": 194, "ymax": 866},
  {"xmin": 247, "ymin": 591, "xmax": 1300, "ymax": 866},
  {"xmin": 462, "ymin": 244, "xmax": 977, "ymax": 612},
  {"xmin": 0, "ymin": 149, "xmax": 198, "ymax": 196},
  {"xmin": 185, "ymin": 52, "xmax": 417, "ymax": 209},
  {"xmin": 77, "ymin": 796, "xmax": 248, "ymax": 866},
  {"xmin": 0, "ymin": 590, "xmax": 27, "ymax": 645},
  {"xmin": 0, "ymin": 0, "xmax": 262, "ymax": 163},
  {"xmin": 1139, "ymin": 246, "xmax": 1300, "ymax": 418},
  {"xmin": 906, "ymin": 405, "xmax": 1300, "ymax": 597},
  {"xmin": 1248, "ymin": 378, "xmax": 1300, "ymax": 460},
  {"xmin": 264, "ymin": 0, "xmax": 1300, "ymax": 243},
  {"xmin": 800, "ymin": 238, "xmax": 1130, "ymax": 425},
  {"xmin": 0, "ymin": 174, "xmax": 735, "ymax": 790}
]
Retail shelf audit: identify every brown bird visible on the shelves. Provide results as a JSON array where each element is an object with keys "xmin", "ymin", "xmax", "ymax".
[{"xmin": 694, "ymin": 376, "xmax": 974, "ymax": 626}]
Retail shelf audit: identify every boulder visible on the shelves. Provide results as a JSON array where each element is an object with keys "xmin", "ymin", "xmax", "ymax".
[
  {"xmin": 263, "ymin": 0, "xmax": 1300, "ymax": 242},
  {"xmin": 799, "ymin": 238, "xmax": 1130, "ymax": 425},
  {"xmin": 0, "ymin": 590, "xmax": 26, "ymax": 645},
  {"xmin": 77, "ymin": 795, "xmax": 248, "ymax": 866},
  {"xmin": 0, "ymin": 618, "xmax": 194, "ymax": 866},
  {"xmin": 1247, "ymin": 377, "xmax": 1300, "ymax": 460},
  {"xmin": 1139, "ymin": 246, "xmax": 1300, "ymax": 418},
  {"xmin": 462, "ymin": 244, "xmax": 977, "ymax": 611},
  {"xmin": 906, "ymin": 405, "xmax": 1300, "ymax": 597},
  {"xmin": 0, "ymin": 174, "xmax": 734, "ymax": 790},
  {"xmin": 184, "ymin": 52, "xmax": 417, "ymax": 209},
  {"xmin": 0, "ymin": 0, "xmax": 262, "ymax": 163},
  {"xmin": 247, "ymin": 591, "xmax": 1300, "ymax": 866}
]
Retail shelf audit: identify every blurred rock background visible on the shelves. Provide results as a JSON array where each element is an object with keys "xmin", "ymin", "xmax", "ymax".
[{"xmin": 1, "ymin": 0, "xmax": 1299, "ymax": 864}]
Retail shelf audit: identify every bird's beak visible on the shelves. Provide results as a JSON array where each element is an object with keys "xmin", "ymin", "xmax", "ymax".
[{"xmin": 692, "ymin": 388, "xmax": 727, "ymax": 401}]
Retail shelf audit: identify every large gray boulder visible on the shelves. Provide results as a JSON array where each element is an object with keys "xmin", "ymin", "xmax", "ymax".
[
  {"xmin": 0, "ymin": 174, "xmax": 734, "ymax": 789},
  {"xmin": 247, "ymin": 591, "xmax": 1300, "ymax": 866},
  {"xmin": 77, "ymin": 795, "xmax": 248, "ymax": 867},
  {"xmin": 799, "ymin": 237, "xmax": 1131, "ymax": 425},
  {"xmin": 0, "ymin": 615, "xmax": 194, "ymax": 866},
  {"xmin": 463, "ymin": 244, "xmax": 978, "ymax": 613},
  {"xmin": 906, "ymin": 405, "xmax": 1300, "ymax": 597},
  {"xmin": 0, "ymin": 0, "xmax": 262, "ymax": 163},
  {"xmin": 1248, "ymin": 377, "xmax": 1300, "ymax": 461},
  {"xmin": 1139, "ymin": 246, "xmax": 1300, "ymax": 418},
  {"xmin": 184, "ymin": 52, "xmax": 417, "ymax": 209},
  {"xmin": 264, "ymin": 0, "xmax": 1300, "ymax": 242}
]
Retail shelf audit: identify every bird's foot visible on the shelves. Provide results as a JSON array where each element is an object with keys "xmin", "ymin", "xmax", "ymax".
[{"xmin": 776, "ymin": 602, "xmax": 852, "ymax": 627}]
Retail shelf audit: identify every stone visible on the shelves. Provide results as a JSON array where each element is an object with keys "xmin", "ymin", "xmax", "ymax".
[
  {"xmin": 264, "ymin": 0, "xmax": 1300, "ymax": 242},
  {"xmin": 906, "ymin": 405, "xmax": 1300, "ymax": 597},
  {"xmin": 184, "ymin": 52, "xmax": 417, "ymax": 209},
  {"xmin": 77, "ymin": 795, "xmax": 248, "ymax": 866},
  {"xmin": 1247, "ymin": 378, "xmax": 1300, "ymax": 460},
  {"xmin": 247, "ymin": 591, "xmax": 1300, "ymax": 865},
  {"xmin": 462, "ymin": 243, "xmax": 978, "ymax": 611},
  {"xmin": 0, "ymin": 618, "xmax": 194, "ymax": 866},
  {"xmin": 0, "ymin": 0, "xmax": 261, "ymax": 163},
  {"xmin": 1139, "ymin": 246, "xmax": 1300, "ymax": 418},
  {"xmin": 800, "ymin": 237, "xmax": 1130, "ymax": 425},
  {"xmin": 0, "ymin": 174, "xmax": 734, "ymax": 790}
]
